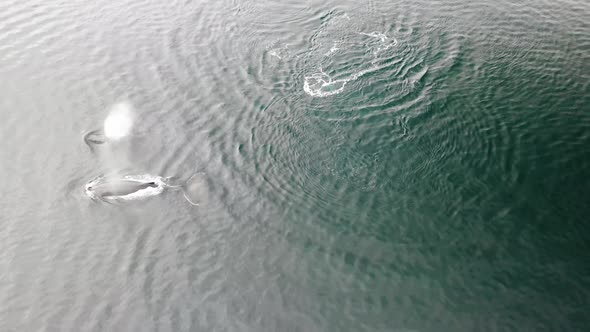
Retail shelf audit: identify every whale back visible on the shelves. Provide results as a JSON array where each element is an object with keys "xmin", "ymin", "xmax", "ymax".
[{"xmin": 85, "ymin": 175, "xmax": 166, "ymax": 201}]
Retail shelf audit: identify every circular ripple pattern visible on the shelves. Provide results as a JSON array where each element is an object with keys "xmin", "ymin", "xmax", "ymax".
[
  {"xmin": 1, "ymin": 0, "xmax": 589, "ymax": 331},
  {"xmin": 239, "ymin": 7, "xmax": 466, "ymax": 219}
]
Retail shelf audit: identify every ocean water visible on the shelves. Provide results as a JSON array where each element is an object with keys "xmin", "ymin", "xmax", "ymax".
[{"xmin": 0, "ymin": 0, "xmax": 589, "ymax": 331}]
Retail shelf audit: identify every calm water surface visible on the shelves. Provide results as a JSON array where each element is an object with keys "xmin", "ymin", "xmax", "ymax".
[{"xmin": 0, "ymin": 0, "xmax": 589, "ymax": 331}]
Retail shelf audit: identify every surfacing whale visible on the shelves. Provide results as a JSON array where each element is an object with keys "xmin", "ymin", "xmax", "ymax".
[
  {"xmin": 85, "ymin": 174, "xmax": 199, "ymax": 205},
  {"xmin": 83, "ymin": 129, "xmax": 106, "ymax": 152}
]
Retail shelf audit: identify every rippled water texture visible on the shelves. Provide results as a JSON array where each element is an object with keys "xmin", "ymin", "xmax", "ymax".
[{"xmin": 1, "ymin": 0, "xmax": 589, "ymax": 331}]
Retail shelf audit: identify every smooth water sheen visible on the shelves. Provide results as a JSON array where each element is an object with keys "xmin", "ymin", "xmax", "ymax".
[{"xmin": 1, "ymin": 0, "xmax": 589, "ymax": 331}]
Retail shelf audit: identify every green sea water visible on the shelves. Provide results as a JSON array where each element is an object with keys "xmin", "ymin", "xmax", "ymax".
[{"xmin": 0, "ymin": 0, "xmax": 588, "ymax": 331}]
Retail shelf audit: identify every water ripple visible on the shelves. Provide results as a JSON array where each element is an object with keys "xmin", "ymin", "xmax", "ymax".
[{"xmin": 2, "ymin": 0, "xmax": 590, "ymax": 330}]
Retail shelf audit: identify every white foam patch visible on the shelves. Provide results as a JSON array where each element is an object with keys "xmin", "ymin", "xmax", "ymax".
[
  {"xmin": 360, "ymin": 31, "xmax": 388, "ymax": 42},
  {"xmin": 267, "ymin": 42, "xmax": 290, "ymax": 60},
  {"xmin": 303, "ymin": 69, "xmax": 347, "ymax": 97},
  {"xmin": 304, "ymin": 30, "xmax": 399, "ymax": 97},
  {"xmin": 104, "ymin": 102, "xmax": 134, "ymax": 140},
  {"xmin": 303, "ymin": 67, "xmax": 376, "ymax": 97},
  {"xmin": 360, "ymin": 31, "xmax": 398, "ymax": 54},
  {"xmin": 324, "ymin": 42, "xmax": 340, "ymax": 56}
]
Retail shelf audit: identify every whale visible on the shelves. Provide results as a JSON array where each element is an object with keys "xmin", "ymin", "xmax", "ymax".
[
  {"xmin": 84, "ymin": 102, "xmax": 134, "ymax": 148},
  {"xmin": 83, "ymin": 129, "xmax": 107, "ymax": 152},
  {"xmin": 85, "ymin": 174, "xmax": 199, "ymax": 205},
  {"xmin": 83, "ymin": 129, "xmax": 105, "ymax": 144}
]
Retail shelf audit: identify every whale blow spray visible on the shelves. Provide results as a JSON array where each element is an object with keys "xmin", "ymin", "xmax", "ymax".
[{"xmin": 104, "ymin": 102, "xmax": 134, "ymax": 140}]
